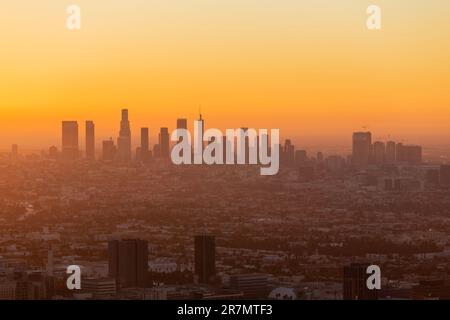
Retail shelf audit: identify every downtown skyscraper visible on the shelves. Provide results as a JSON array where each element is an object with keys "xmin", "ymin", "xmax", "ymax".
[
  {"xmin": 352, "ymin": 131, "xmax": 372, "ymax": 167},
  {"xmin": 117, "ymin": 109, "xmax": 131, "ymax": 161},
  {"xmin": 62, "ymin": 121, "xmax": 79, "ymax": 160},
  {"xmin": 86, "ymin": 121, "xmax": 95, "ymax": 160}
]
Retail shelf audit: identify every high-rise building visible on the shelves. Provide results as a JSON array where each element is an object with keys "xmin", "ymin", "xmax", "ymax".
[
  {"xmin": 373, "ymin": 141, "xmax": 385, "ymax": 164},
  {"xmin": 117, "ymin": 109, "xmax": 131, "ymax": 161},
  {"xmin": 194, "ymin": 235, "xmax": 216, "ymax": 284},
  {"xmin": 198, "ymin": 113, "xmax": 204, "ymax": 140},
  {"xmin": 141, "ymin": 128, "xmax": 149, "ymax": 152},
  {"xmin": 385, "ymin": 141, "xmax": 396, "ymax": 163},
  {"xmin": 159, "ymin": 127, "xmax": 170, "ymax": 158},
  {"xmin": 108, "ymin": 239, "xmax": 148, "ymax": 288},
  {"xmin": 102, "ymin": 139, "xmax": 116, "ymax": 161},
  {"xmin": 62, "ymin": 121, "xmax": 79, "ymax": 160},
  {"xmin": 352, "ymin": 132, "xmax": 372, "ymax": 167},
  {"xmin": 85, "ymin": 121, "xmax": 95, "ymax": 160},
  {"xmin": 137, "ymin": 127, "xmax": 150, "ymax": 162},
  {"xmin": 343, "ymin": 263, "xmax": 378, "ymax": 300}
]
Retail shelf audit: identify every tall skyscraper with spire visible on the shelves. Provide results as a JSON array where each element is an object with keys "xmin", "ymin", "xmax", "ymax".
[
  {"xmin": 195, "ymin": 109, "xmax": 204, "ymax": 164},
  {"xmin": 117, "ymin": 109, "xmax": 131, "ymax": 161}
]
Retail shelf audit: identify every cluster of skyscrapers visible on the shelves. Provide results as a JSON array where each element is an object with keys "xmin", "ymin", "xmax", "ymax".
[
  {"xmin": 352, "ymin": 131, "xmax": 422, "ymax": 167},
  {"xmin": 59, "ymin": 113, "xmax": 422, "ymax": 169},
  {"xmin": 60, "ymin": 109, "xmax": 185, "ymax": 162}
]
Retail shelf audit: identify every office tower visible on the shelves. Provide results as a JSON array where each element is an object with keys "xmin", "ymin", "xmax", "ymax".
[
  {"xmin": 141, "ymin": 128, "xmax": 149, "ymax": 152},
  {"xmin": 138, "ymin": 127, "xmax": 150, "ymax": 161},
  {"xmin": 395, "ymin": 143, "xmax": 404, "ymax": 162},
  {"xmin": 85, "ymin": 121, "xmax": 95, "ymax": 160},
  {"xmin": 282, "ymin": 139, "xmax": 295, "ymax": 166},
  {"xmin": 177, "ymin": 118, "xmax": 187, "ymax": 130},
  {"xmin": 117, "ymin": 109, "xmax": 131, "ymax": 161},
  {"xmin": 373, "ymin": 141, "xmax": 386, "ymax": 164},
  {"xmin": 62, "ymin": 121, "xmax": 79, "ymax": 160},
  {"xmin": 194, "ymin": 235, "xmax": 216, "ymax": 284},
  {"xmin": 159, "ymin": 127, "xmax": 170, "ymax": 158},
  {"xmin": 343, "ymin": 263, "xmax": 378, "ymax": 300},
  {"xmin": 102, "ymin": 139, "xmax": 116, "ymax": 161},
  {"xmin": 352, "ymin": 132, "xmax": 372, "ymax": 167},
  {"xmin": 295, "ymin": 150, "xmax": 308, "ymax": 165},
  {"xmin": 385, "ymin": 141, "xmax": 396, "ymax": 163},
  {"xmin": 230, "ymin": 274, "xmax": 270, "ymax": 299},
  {"xmin": 440, "ymin": 165, "xmax": 450, "ymax": 186},
  {"xmin": 108, "ymin": 239, "xmax": 148, "ymax": 288}
]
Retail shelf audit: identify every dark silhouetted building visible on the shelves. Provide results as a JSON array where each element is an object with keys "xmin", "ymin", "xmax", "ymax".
[
  {"xmin": 159, "ymin": 127, "xmax": 170, "ymax": 158},
  {"xmin": 102, "ymin": 139, "xmax": 116, "ymax": 161},
  {"xmin": 385, "ymin": 141, "xmax": 396, "ymax": 163},
  {"xmin": 373, "ymin": 141, "xmax": 385, "ymax": 164},
  {"xmin": 86, "ymin": 120, "xmax": 95, "ymax": 160},
  {"xmin": 62, "ymin": 121, "xmax": 79, "ymax": 160},
  {"xmin": 343, "ymin": 263, "xmax": 378, "ymax": 300},
  {"xmin": 282, "ymin": 139, "xmax": 295, "ymax": 166},
  {"xmin": 137, "ymin": 127, "xmax": 150, "ymax": 162},
  {"xmin": 352, "ymin": 132, "xmax": 372, "ymax": 167},
  {"xmin": 108, "ymin": 239, "xmax": 148, "ymax": 288},
  {"xmin": 117, "ymin": 109, "xmax": 131, "ymax": 161},
  {"xmin": 195, "ymin": 235, "xmax": 216, "ymax": 284}
]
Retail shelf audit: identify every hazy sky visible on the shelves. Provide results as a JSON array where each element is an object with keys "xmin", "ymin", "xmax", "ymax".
[{"xmin": 0, "ymin": 0, "xmax": 449, "ymax": 150}]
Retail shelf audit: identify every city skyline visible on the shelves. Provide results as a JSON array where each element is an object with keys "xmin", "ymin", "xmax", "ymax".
[
  {"xmin": 1, "ymin": 1, "xmax": 450, "ymax": 149},
  {"xmin": 0, "ymin": 108, "xmax": 443, "ymax": 159}
]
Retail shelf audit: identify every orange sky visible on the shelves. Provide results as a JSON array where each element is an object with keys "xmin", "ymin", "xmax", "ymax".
[{"xmin": 0, "ymin": 1, "xmax": 449, "ymax": 151}]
